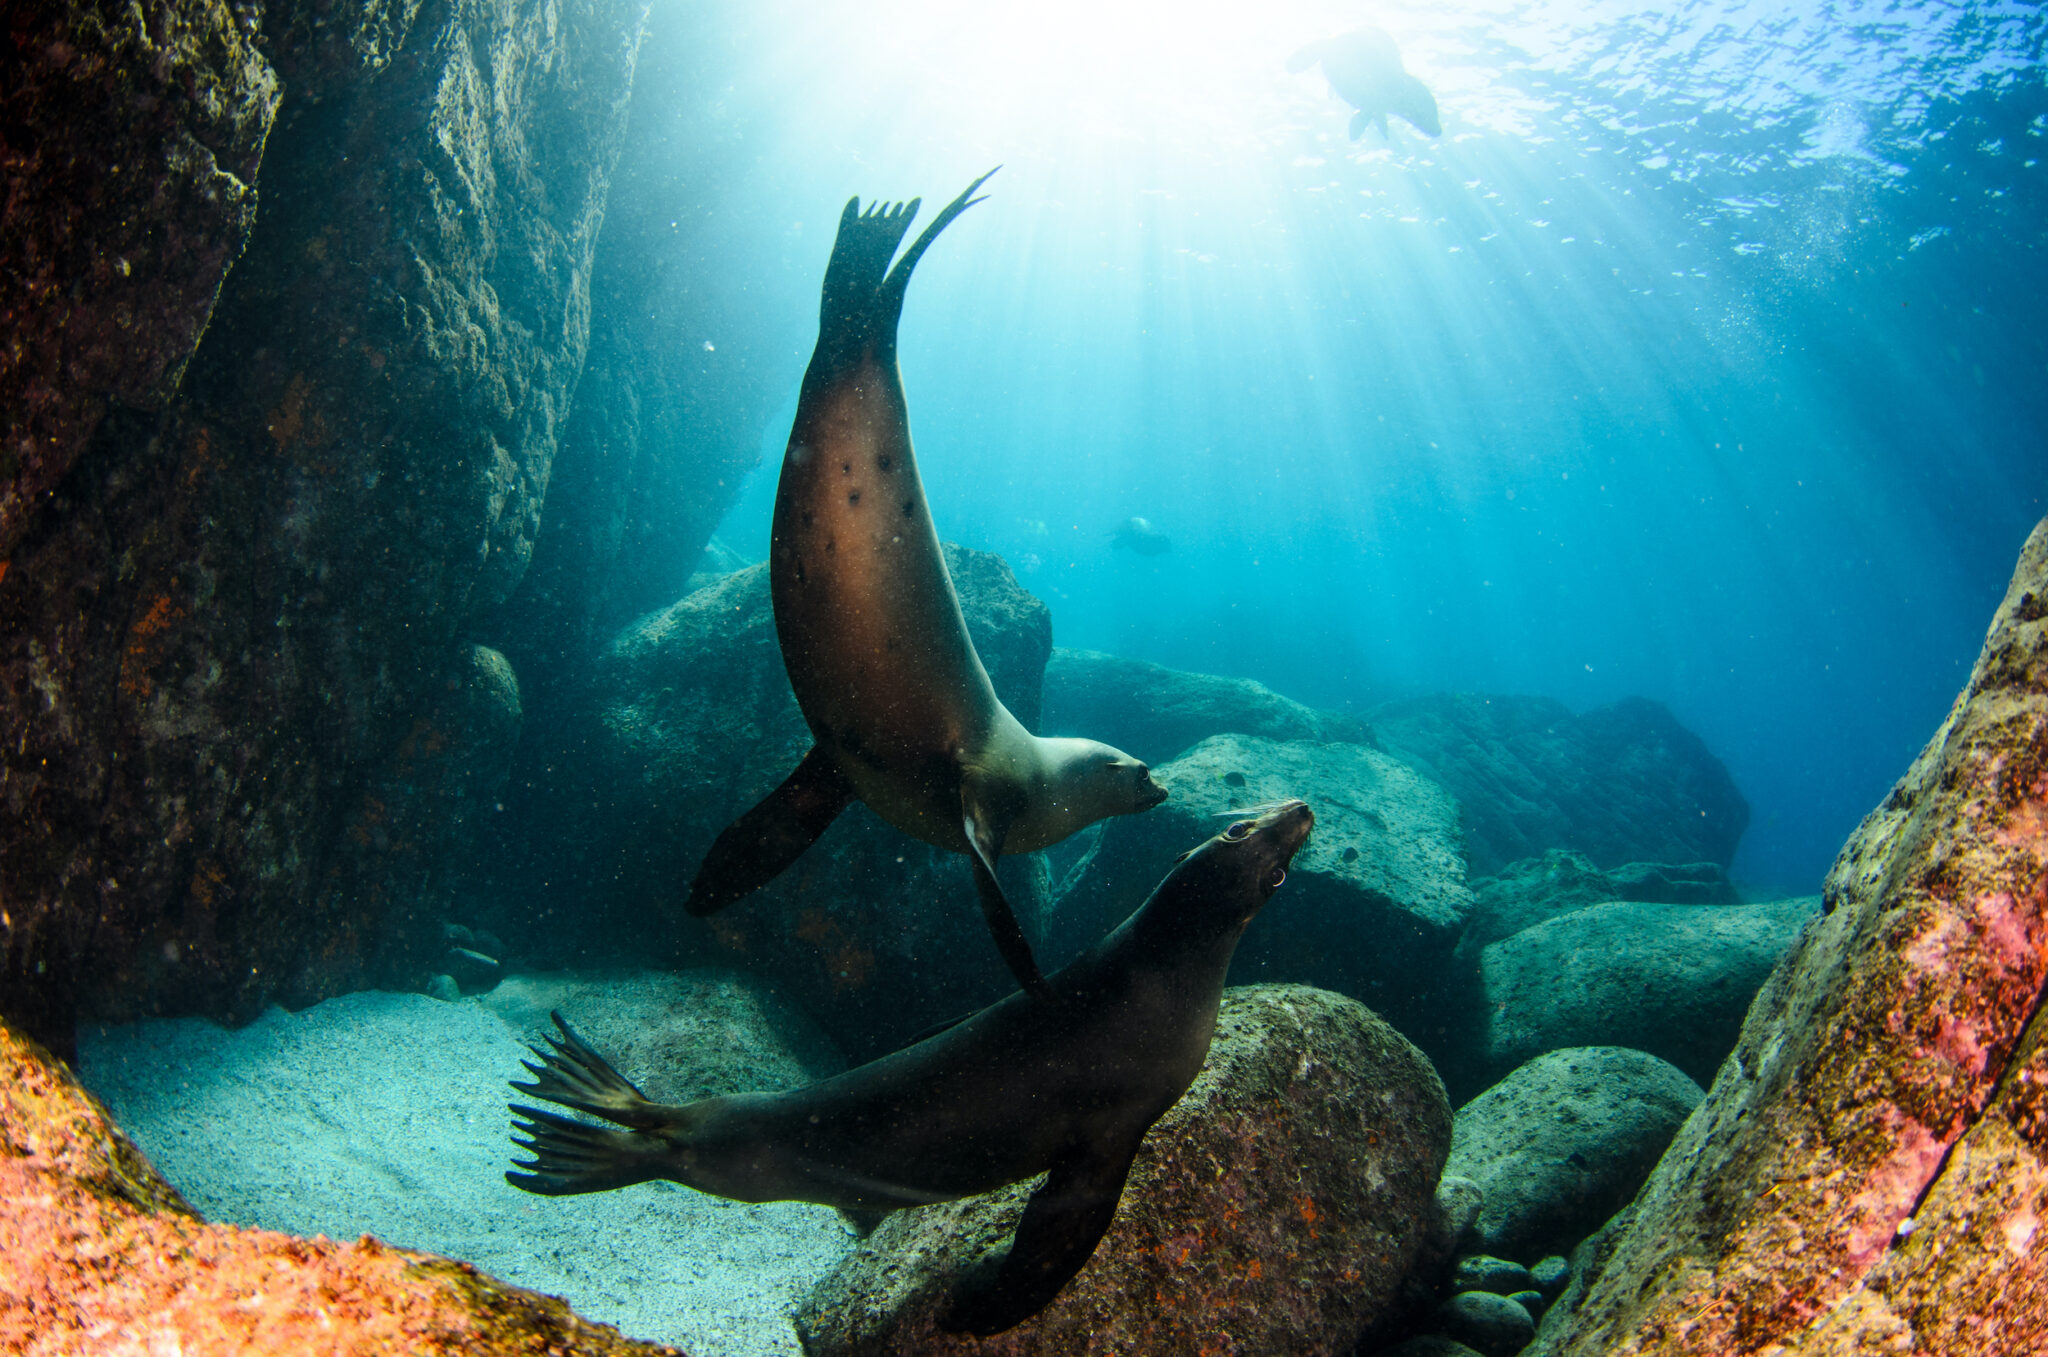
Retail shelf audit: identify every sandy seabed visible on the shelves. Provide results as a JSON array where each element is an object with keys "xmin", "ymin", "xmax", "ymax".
[{"xmin": 77, "ymin": 986, "xmax": 854, "ymax": 1356}]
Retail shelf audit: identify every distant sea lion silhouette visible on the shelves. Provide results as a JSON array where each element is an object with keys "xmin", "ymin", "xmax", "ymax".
[
  {"xmin": 1288, "ymin": 26, "xmax": 1441, "ymax": 140},
  {"xmin": 1110, "ymin": 515, "xmax": 1172, "ymax": 556},
  {"xmin": 684, "ymin": 170, "xmax": 1167, "ymax": 997},
  {"xmin": 511, "ymin": 800, "xmax": 1315, "ymax": 1335}
]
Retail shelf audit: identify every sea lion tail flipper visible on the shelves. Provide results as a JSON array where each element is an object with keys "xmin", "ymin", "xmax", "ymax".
[
  {"xmin": 941, "ymin": 1139, "xmax": 1140, "ymax": 1335},
  {"xmin": 874, "ymin": 167, "xmax": 1000, "ymax": 330},
  {"xmin": 686, "ymin": 746, "xmax": 854, "ymax": 916},
  {"xmin": 506, "ymin": 1101, "xmax": 670, "ymax": 1196},
  {"xmin": 962, "ymin": 778, "xmax": 1050, "ymax": 998},
  {"xmin": 1284, "ymin": 38, "xmax": 1328, "ymax": 73},
  {"xmin": 511, "ymin": 1011, "xmax": 664, "ymax": 1129}
]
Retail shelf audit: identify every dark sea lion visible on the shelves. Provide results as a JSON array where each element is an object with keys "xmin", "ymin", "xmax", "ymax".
[
  {"xmin": 1288, "ymin": 26, "xmax": 1441, "ymax": 140},
  {"xmin": 685, "ymin": 170, "xmax": 1167, "ymax": 996},
  {"xmin": 1111, "ymin": 515, "xmax": 1173, "ymax": 556},
  {"xmin": 511, "ymin": 799, "xmax": 1315, "ymax": 1335}
]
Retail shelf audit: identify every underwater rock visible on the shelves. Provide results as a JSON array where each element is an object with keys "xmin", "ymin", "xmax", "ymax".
[
  {"xmin": 1445, "ymin": 1048, "xmax": 1704, "ymax": 1264},
  {"xmin": 1451, "ymin": 1256, "xmax": 1538, "ymax": 1296},
  {"xmin": 1369, "ymin": 693, "xmax": 1749, "ymax": 877},
  {"xmin": 1529, "ymin": 1256, "xmax": 1571, "ymax": 1299},
  {"xmin": 1474, "ymin": 898, "xmax": 1819, "ymax": 1088},
  {"xmin": 1041, "ymin": 647, "xmax": 1370, "ymax": 764},
  {"xmin": 545, "ymin": 548, "xmax": 1052, "ymax": 1060},
  {"xmin": 0, "ymin": 0, "xmax": 653, "ymax": 1048},
  {"xmin": 1047, "ymin": 734, "xmax": 1473, "ymax": 1048},
  {"xmin": 0, "ymin": 1011, "xmax": 680, "ymax": 1356},
  {"xmin": 0, "ymin": 0, "xmax": 278, "ymax": 560},
  {"xmin": 1530, "ymin": 519, "xmax": 2048, "ymax": 1356},
  {"xmin": 1433, "ymin": 1291, "xmax": 1536, "ymax": 1357},
  {"xmin": 792, "ymin": 984, "xmax": 1452, "ymax": 1356},
  {"xmin": 1377, "ymin": 1339, "xmax": 1487, "ymax": 1357},
  {"xmin": 1459, "ymin": 849, "xmax": 1738, "ymax": 955}
]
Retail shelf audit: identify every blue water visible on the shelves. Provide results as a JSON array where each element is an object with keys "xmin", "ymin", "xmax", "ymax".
[{"xmin": 645, "ymin": 0, "xmax": 2044, "ymax": 894}]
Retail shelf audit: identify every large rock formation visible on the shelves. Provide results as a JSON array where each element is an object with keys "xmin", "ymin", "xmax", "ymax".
[
  {"xmin": 1041, "ymin": 648, "xmax": 1370, "ymax": 765},
  {"xmin": 1459, "ymin": 850, "xmax": 1739, "ymax": 956},
  {"xmin": 1472, "ymin": 897, "xmax": 1819, "ymax": 1088},
  {"xmin": 1, "ymin": 0, "xmax": 278, "ymax": 559},
  {"xmin": 0, "ymin": 1013, "xmax": 678, "ymax": 1356},
  {"xmin": 1530, "ymin": 518, "xmax": 2048, "ymax": 1355},
  {"xmin": 1370, "ymin": 694, "xmax": 1750, "ymax": 877},
  {"xmin": 1046, "ymin": 734, "xmax": 1474, "ymax": 1051},
  {"xmin": 794, "ymin": 985, "xmax": 1453, "ymax": 1356},
  {"xmin": 0, "ymin": 0, "xmax": 651, "ymax": 1050},
  {"xmin": 512, "ymin": 548, "xmax": 1055, "ymax": 1060}
]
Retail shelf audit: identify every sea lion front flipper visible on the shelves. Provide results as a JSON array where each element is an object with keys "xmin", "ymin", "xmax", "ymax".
[
  {"xmin": 962, "ymin": 777, "xmax": 1050, "ymax": 998},
  {"xmin": 942, "ymin": 1138, "xmax": 1140, "ymax": 1336},
  {"xmin": 686, "ymin": 745, "xmax": 854, "ymax": 917}
]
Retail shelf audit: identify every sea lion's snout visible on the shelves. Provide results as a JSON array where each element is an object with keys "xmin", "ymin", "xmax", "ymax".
[{"xmin": 1137, "ymin": 766, "xmax": 1170, "ymax": 810}]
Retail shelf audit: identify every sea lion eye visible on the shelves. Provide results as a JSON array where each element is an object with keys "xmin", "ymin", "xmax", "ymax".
[
  {"xmin": 1266, "ymin": 867, "xmax": 1287, "ymax": 888},
  {"xmin": 1224, "ymin": 820, "xmax": 1254, "ymax": 841}
]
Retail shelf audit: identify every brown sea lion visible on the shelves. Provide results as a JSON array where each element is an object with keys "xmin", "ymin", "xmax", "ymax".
[
  {"xmin": 684, "ymin": 170, "xmax": 1167, "ymax": 996},
  {"xmin": 512, "ymin": 799, "xmax": 1314, "ymax": 1334}
]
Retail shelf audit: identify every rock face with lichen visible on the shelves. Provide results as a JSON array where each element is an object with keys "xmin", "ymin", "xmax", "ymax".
[
  {"xmin": 516, "ymin": 548, "xmax": 1056, "ymax": 1061},
  {"xmin": 0, "ymin": 0, "xmax": 279, "ymax": 560},
  {"xmin": 793, "ymin": 984, "xmax": 1453, "ymax": 1357},
  {"xmin": 0, "ymin": 0, "xmax": 651, "ymax": 1049},
  {"xmin": 0, "ymin": 1012, "xmax": 680, "ymax": 1356},
  {"xmin": 1529, "ymin": 517, "xmax": 2048, "ymax": 1357}
]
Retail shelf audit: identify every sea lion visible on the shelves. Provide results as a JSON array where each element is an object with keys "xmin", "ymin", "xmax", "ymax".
[
  {"xmin": 685, "ymin": 170, "xmax": 1167, "ymax": 997},
  {"xmin": 510, "ymin": 799, "xmax": 1315, "ymax": 1335},
  {"xmin": 1111, "ymin": 515, "xmax": 1173, "ymax": 556},
  {"xmin": 1287, "ymin": 26, "xmax": 1441, "ymax": 140}
]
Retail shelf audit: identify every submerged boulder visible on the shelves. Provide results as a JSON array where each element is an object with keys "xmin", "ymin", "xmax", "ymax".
[
  {"xmin": 550, "ymin": 547, "xmax": 1053, "ymax": 1061},
  {"xmin": 793, "ymin": 985, "xmax": 1453, "ymax": 1356},
  {"xmin": 1369, "ymin": 693, "xmax": 1749, "ymax": 877},
  {"xmin": 1047, "ymin": 734, "xmax": 1474, "ymax": 1048},
  {"xmin": 1445, "ymin": 1048, "xmax": 1704, "ymax": 1264},
  {"xmin": 1474, "ymin": 898, "xmax": 1819, "ymax": 1087},
  {"xmin": 1041, "ymin": 648, "xmax": 1369, "ymax": 764},
  {"xmin": 0, "ymin": 1012, "xmax": 677, "ymax": 1356},
  {"xmin": 1531, "ymin": 519, "xmax": 2048, "ymax": 1355},
  {"xmin": 1460, "ymin": 850, "xmax": 1740, "ymax": 955}
]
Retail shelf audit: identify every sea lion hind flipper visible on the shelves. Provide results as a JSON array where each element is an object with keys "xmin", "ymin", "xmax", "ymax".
[
  {"xmin": 875, "ymin": 167, "xmax": 1000, "ymax": 329},
  {"xmin": 509, "ymin": 1011, "xmax": 665, "ymax": 1130},
  {"xmin": 505, "ymin": 1102, "xmax": 668, "ymax": 1196},
  {"xmin": 686, "ymin": 746, "xmax": 854, "ymax": 916},
  {"xmin": 962, "ymin": 779, "xmax": 1050, "ymax": 998},
  {"xmin": 941, "ymin": 1139, "xmax": 1140, "ymax": 1335}
]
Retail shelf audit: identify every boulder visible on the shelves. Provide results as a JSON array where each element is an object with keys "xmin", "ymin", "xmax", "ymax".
[
  {"xmin": 1460, "ymin": 850, "xmax": 1738, "ymax": 955},
  {"xmin": 0, "ymin": 0, "xmax": 653, "ymax": 1049},
  {"xmin": 1047, "ymin": 734, "xmax": 1474, "ymax": 1048},
  {"xmin": 532, "ymin": 548, "xmax": 1055, "ymax": 1061},
  {"xmin": 1042, "ymin": 647, "xmax": 1369, "ymax": 764},
  {"xmin": 1433, "ymin": 1291, "xmax": 1535, "ymax": 1357},
  {"xmin": 1, "ymin": 0, "xmax": 278, "ymax": 558},
  {"xmin": 1369, "ymin": 693, "xmax": 1749, "ymax": 877},
  {"xmin": 1474, "ymin": 898, "xmax": 1818, "ymax": 1088},
  {"xmin": 793, "ymin": 985, "xmax": 1452, "ymax": 1356},
  {"xmin": 0, "ymin": 1012, "xmax": 677, "ymax": 1356},
  {"xmin": 1445, "ymin": 1048, "xmax": 1704, "ymax": 1263},
  {"xmin": 1531, "ymin": 519, "xmax": 2048, "ymax": 1355}
]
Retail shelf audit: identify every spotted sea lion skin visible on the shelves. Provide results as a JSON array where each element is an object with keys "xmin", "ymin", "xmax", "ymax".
[
  {"xmin": 512, "ymin": 800, "xmax": 1315, "ymax": 1335},
  {"xmin": 684, "ymin": 171, "xmax": 1167, "ymax": 996}
]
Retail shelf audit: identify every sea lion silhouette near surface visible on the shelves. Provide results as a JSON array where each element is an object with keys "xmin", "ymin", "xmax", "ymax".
[
  {"xmin": 511, "ymin": 800, "xmax": 1314, "ymax": 1335},
  {"xmin": 1288, "ymin": 26, "xmax": 1441, "ymax": 140},
  {"xmin": 684, "ymin": 170, "xmax": 1167, "ymax": 997}
]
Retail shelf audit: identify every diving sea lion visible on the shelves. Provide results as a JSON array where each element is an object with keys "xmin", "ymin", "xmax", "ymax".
[
  {"xmin": 1287, "ymin": 26, "xmax": 1441, "ymax": 140},
  {"xmin": 1110, "ymin": 515, "xmax": 1173, "ymax": 556},
  {"xmin": 685, "ymin": 170, "xmax": 1167, "ymax": 997},
  {"xmin": 511, "ymin": 800, "xmax": 1315, "ymax": 1335}
]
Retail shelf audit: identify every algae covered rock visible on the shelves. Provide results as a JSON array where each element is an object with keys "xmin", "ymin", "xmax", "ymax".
[
  {"xmin": 0, "ymin": 1013, "xmax": 677, "ymax": 1356},
  {"xmin": 793, "ymin": 984, "xmax": 1453, "ymax": 1356},
  {"xmin": 1532, "ymin": 518, "xmax": 2048, "ymax": 1355},
  {"xmin": 552, "ymin": 547, "xmax": 1053, "ymax": 1060},
  {"xmin": 1369, "ymin": 693, "xmax": 1749, "ymax": 877},
  {"xmin": 1042, "ymin": 648, "xmax": 1369, "ymax": 764},
  {"xmin": 1459, "ymin": 850, "xmax": 1740, "ymax": 955},
  {"xmin": 1445, "ymin": 1048, "xmax": 1703, "ymax": 1263},
  {"xmin": 1475, "ymin": 897, "xmax": 1819, "ymax": 1087},
  {"xmin": 1049, "ymin": 734, "xmax": 1473, "ymax": 1043}
]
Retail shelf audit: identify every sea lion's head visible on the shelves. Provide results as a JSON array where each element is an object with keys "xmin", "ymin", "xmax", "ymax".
[
  {"xmin": 1167, "ymin": 799, "xmax": 1315, "ymax": 930},
  {"xmin": 1042, "ymin": 737, "xmax": 1169, "ymax": 820}
]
